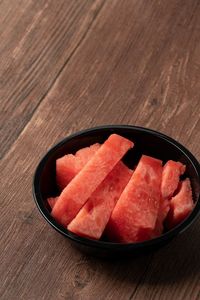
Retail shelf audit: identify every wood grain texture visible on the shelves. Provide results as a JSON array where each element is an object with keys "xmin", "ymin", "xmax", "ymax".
[
  {"xmin": 1, "ymin": 0, "xmax": 200, "ymax": 299},
  {"xmin": 0, "ymin": 0, "xmax": 105, "ymax": 159}
]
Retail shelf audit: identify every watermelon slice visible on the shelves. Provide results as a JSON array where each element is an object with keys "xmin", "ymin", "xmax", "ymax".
[
  {"xmin": 167, "ymin": 178, "xmax": 194, "ymax": 229},
  {"xmin": 153, "ymin": 199, "xmax": 170, "ymax": 236},
  {"xmin": 67, "ymin": 161, "xmax": 133, "ymax": 239},
  {"xmin": 153, "ymin": 160, "xmax": 185, "ymax": 235},
  {"xmin": 161, "ymin": 160, "xmax": 185, "ymax": 199},
  {"xmin": 51, "ymin": 134, "xmax": 134, "ymax": 227},
  {"xmin": 106, "ymin": 155, "xmax": 162, "ymax": 243},
  {"xmin": 56, "ymin": 143, "xmax": 100, "ymax": 190}
]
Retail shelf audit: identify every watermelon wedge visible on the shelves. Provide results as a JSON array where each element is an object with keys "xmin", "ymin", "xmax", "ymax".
[
  {"xmin": 67, "ymin": 161, "xmax": 132, "ymax": 239},
  {"xmin": 153, "ymin": 160, "xmax": 185, "ymax": 235},
  {"xmin": 56, "ymin": 143, "xmax": 100, "ymax": 190},
  {"xmin": 51, "ymin": 134, "xmax": 134, "ymax": 227},
  {"xmin": 161, "ymin": 160, "xmax": 185, "ymax": 199},
  {"xmin": 167, "ymin": 178, "xmax": 194, "ymax": 229},
  {"xmin": 106, "ymin": 155, "xmax": 162, "ymax": 243},
  {"xmin": 153, "ymin": 199, "xmax": 170, "ymax": 236}
]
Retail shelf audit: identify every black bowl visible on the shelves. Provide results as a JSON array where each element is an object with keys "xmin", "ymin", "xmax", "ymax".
[{"xmin": 33, "ymin": 125, "xmax": 200, "ymax": 257}]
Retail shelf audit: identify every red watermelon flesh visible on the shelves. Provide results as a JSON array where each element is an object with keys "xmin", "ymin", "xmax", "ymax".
[
  {"xmin": 167, "ymin": 178, "xmax": 194, "ymax": 229},
  {"xmin": 51, "ymin": 134, "xmax": 134, "ymax": 227},
  {"xmin": 161, "ymin": 160, "xmax": 185, "ymax": 199},
  {"xmin": 56, "ymin": 143, "xmax": 100, "ymax": 190},
  {"xmin": 106, "ymin": 155, "xmax": 162, "ymax": 243},
  {"xmin": 153, "ymin": 160, "xmax": 186, "ymax": 236},
  {"xmin": 153, "ymin": 200, "xmax": 170, "ymax": 236},
  {"xmin": 67, "ymin": 161, "xmax": 133, "ymax": 239}
]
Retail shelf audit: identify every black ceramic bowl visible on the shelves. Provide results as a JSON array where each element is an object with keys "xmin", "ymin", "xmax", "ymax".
[{"xmin": 33, "ymin": 125, "xmax": 200, "ymax": 257}]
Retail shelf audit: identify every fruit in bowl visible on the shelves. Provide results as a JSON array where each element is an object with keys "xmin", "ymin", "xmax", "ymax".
[
  {"xmin": 33, "ymin": 126, "xmax": 200, "ymax": 257},
  {"xmin": 47, "ymin": 133, "xmax": 194, "ymax": 243}
]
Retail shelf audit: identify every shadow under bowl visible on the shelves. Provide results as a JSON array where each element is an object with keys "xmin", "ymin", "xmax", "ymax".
[{"xmin": 33, "ymin": 125, "xmax": 200, "ymax": 257}]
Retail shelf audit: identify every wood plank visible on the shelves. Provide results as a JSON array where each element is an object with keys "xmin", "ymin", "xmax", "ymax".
[
  {"xmin": 1, "ymin": 0, "xmax": 200, "ymax": 299},
  {"xmin": 0, "ymin": 0, "xmax": 105, "ymax": 159}
]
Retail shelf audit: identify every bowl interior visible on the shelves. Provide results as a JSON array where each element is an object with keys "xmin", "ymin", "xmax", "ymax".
[{"xmin": 34, "ymin": 126, "xmax": 200, "ymax": 246}]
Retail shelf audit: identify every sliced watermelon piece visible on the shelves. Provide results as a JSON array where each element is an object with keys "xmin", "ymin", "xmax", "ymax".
[
  {"xmin": 153, "ymin": 199, "xmax": 170, "ymax": 236},
  {"xmin": 167, "ymin": 178, "xmax": 194, "ymax": 229},
  {"xmin": 56, "ymin": 143, "xmax": 100, "ymax": 190},
  {"xmin": 154, "ymin": 160, "xmax": 186, "ymax": 236},
  {"xmin": 106, "ymin": 155, "xmax": 162, "ymax": 243},
  {"xmin": 161, "ymin": 160, "xmax": 185, "ymax": 199},
  {"xmin": 51, "ymin": 134, "xmax": 134, "ymax": 227},
  {"xmin": 67, "ymin": 162, "xmax": 133, "ymax": 239}
]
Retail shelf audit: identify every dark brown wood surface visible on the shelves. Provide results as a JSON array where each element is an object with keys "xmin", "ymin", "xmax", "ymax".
[{"xmin": 1, "ymin": 0, "xmax": 200, "ymax": 299}]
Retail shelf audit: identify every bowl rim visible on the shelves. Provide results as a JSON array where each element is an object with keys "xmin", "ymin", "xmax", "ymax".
[{"xmin": 32, "ymin": 125, "xmax": 200, "ymax": 250}]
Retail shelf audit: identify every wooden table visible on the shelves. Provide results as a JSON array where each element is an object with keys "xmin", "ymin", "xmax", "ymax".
[{"xmin": 1, "ymin": 1, "xmax": 200, "ymax": 299}]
